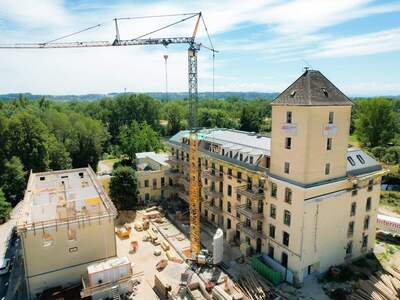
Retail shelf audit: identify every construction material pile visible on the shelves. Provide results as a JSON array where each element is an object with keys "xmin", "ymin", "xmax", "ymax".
[
  {"xmin": 348, "ymin": 265, "xmax": 400, "ymax": 300},
  {"xmin": 235, "ymin": 271, "xmax": 280, "ymax": 300}
]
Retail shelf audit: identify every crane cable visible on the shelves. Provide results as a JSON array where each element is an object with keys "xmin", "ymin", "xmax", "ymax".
[
  {"xmin": 116, "ymin": 12, "xmax": 198, "ymax": 21},
  {"xmin": 44, "ymin": 22, "xmax": 108, "ymax": 44}
]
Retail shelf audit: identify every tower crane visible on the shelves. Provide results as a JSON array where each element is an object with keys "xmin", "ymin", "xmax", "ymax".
[{"xmin": 0, "ymin": 12, "xmax": 217, "ymax": 260}]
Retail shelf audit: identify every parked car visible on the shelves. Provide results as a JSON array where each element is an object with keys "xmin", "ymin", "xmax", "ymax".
[{"xmin": 0, "ymin": 259, "xmax": 11, "ymax": 275}]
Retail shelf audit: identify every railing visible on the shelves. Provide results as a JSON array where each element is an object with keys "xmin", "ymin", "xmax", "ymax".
[
  {"xmin": 237, "ymin": 204, "xmax": 264, "ymax": 220},
  {"xmin": 203, "ymin": 202, "xmax": 223, "ymax": 215},
  {"xmin": 202, "ymin": 186, "xmax": 223, "ymax": 199},
  {"xmin": 237, "ymin": 222, "xmax": 265, "ymax": 239},
  {"xmin": 236, "ymin": 185, "xmax": 264, "ymax": 200},
  {"xmin": 201, "ymin": 169, "xmax": 223, "ymax": 181}
]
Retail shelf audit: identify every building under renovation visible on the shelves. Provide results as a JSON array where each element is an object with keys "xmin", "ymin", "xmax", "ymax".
[
  {"xmin": 16, "ymin": 166, "xmax": 117, "ymax": 299},
  {"xmin": 167, "ymin": 70, "xmax": 385, "ymax": 283}
]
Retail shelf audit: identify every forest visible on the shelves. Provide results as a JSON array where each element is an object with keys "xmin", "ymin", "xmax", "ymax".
[{"xmin": 0, "ymin": 94, "xmax": 399, "ymax": 217}]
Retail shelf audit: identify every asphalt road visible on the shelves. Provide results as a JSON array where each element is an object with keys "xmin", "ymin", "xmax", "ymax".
[{"xmin": 0, "ymin": 232, "xmax": 18, "ymax": 299}]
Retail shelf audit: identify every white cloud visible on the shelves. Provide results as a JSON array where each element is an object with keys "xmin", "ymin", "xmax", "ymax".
[{"xmin": 312, "ymin": 28, "xmax": 400, "ymax": 58}]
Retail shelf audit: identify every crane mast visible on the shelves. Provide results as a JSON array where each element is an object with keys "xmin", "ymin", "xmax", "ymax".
[{"xmin": 0, "ymin": 12, "xmax": 216, "ymax": 258}]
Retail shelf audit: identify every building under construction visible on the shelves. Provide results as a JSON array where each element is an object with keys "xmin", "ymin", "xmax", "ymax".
[
  {"xmin": 167, "ymin": 70, "xmax": 385, "ymax": 284},
  {"xmin": 16, "ymin": 166, "xmax": 117, "ymax": 299}
]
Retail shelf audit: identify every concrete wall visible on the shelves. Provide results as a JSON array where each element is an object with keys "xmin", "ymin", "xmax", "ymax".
[{"xmin": 22, "ymin": 217, "xmax": 116, "ymax": 298}]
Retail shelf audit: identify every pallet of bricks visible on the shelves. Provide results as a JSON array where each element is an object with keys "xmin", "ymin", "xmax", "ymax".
[
  {"xmin": 234, "ymin": 271, "xmax": 282, "ymax": 300},
  {"xmin": 347, "ymin": 265, "xmax": 400, "ymax": 300}
]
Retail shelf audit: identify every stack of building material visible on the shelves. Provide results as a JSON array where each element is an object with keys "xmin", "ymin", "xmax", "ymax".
[
  {"xmin": 348, "ymin": 266, "xmax": 400, "ymax": 300},
  {"xmin": 235, "ymin": 272, "xmax": 280, "ymax": 300}
]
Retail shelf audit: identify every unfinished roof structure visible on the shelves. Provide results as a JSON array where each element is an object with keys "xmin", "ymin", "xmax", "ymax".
[
  {"xmin": 272, "ymin": 69, "xmax": 353, "ymax": 106},
  {"xmin": 17, "ymin": 166, "xmax": 117, "ymax": 232}
]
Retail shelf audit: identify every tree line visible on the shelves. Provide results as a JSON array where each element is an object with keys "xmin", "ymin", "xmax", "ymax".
[{"xmin": 0, "ymin": 94, "xmax": 399, "ymax": 219}]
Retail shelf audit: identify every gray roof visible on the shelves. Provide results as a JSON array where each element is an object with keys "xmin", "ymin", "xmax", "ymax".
[
  {"xmin": 346, "ymin": 148, "xmax": 382, "ymax": 176},
  {"xmin": 272, "ymin": 70, "xmax": 353, "ymax": 106}
]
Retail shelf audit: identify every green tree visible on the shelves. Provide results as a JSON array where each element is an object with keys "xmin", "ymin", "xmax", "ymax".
[
  {"xmin": 239, "ymin": 105, "xmax": 263, "ymax": 132},
  {"xmin": 120, "ymin": 121, "xmax": 162, "ymax": 162},
  {"xmin": 0, "ymin": 189, "xmax": 11, "ymax": 222},
  {"xmin": 0, "ymin": 157, "xmax": 26, "ymax": 206},
  {"xmin": 7, "ymin": 112, "xmax": 50, "ymax": 172},
  {"xmin": 48, "ymin": 135, "xmax": 72, "ymax": 170},
  {"xmin": 355, "ymin": 98, "xmax": 398, "ymax": 147},
  {"xmin": 109, "ymin": 166, "xmax": 139, "ymax": 210},
  {"xmin": 165, "ymin": 102, "xmax": 183, "ymax": 135}
]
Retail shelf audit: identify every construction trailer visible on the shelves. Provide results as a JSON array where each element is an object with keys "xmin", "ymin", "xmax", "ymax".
[{"xmin": 80, "ymin": 256, "xmax": 133, "ymax": 299}]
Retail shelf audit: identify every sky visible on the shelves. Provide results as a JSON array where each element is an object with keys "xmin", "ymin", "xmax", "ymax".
[{"xmin": 0, "ymin": 0, "xmax": 399, "ymax": 96}]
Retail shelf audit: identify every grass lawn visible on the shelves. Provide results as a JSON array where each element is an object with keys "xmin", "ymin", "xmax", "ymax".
[
  {"xmin": 348, "ymin": 134, "xmax": 360, "ymax": 148},
  {"xmin": 380, "ymin": 191, "xmax": 400, "ymax": 214}
]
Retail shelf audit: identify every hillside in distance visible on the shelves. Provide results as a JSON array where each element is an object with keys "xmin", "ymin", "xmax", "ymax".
[{"xmin": 0, "ymin": 91, "xmax": 280, "ymax": 102}]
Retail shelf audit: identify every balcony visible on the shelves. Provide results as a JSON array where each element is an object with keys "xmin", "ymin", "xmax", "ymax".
[
  {"xmin": 236, "ymin": 185, "xmax": 264, "ymax": 201},
  {"xmin": 202, "ymin": 186, "xmax": 223, "ymax": 199},
  {"xmin": 202, "ymin": 169, "xmax": 223, "ymax": 182},
  {"xmin": 237, "ymin": 222, "xmax": 265, "ymax": 240},
  {"xmin": 237, "ymin": 204, "xmax": 264, "ymax": 220},
  {"xmin": 203, "ymin": 202, "xmax": 223, "ymax": 215}
]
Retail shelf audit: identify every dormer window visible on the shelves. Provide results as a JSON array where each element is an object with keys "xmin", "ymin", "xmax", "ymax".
[
  {"xmin": 290, "ymin": 90, "xmax": 296, "ymax": 97},
  {"xmin": 286, "ymin": 111, "xmax": 292, "ymax": 124},
  {"xmin": 347, "ymin": 156, "xmax": 356, "ymax": 166},
  {"xmin": 356, "ymin": 154, "xmax": 365, "ymax": 164},
  {"xmin": 321, "ymin": 87, "xmax": 328, "ymax": 97}
]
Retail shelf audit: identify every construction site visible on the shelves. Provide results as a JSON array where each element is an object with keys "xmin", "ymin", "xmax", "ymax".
[{"xmin": 1, "ymin": 7, "xmax": 399, "ymax": 300}]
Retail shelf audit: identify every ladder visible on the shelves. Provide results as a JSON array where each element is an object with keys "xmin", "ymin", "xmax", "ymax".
[{"xmin": 111, "ymin": 285, "xmax": 120, "ymax": 300}]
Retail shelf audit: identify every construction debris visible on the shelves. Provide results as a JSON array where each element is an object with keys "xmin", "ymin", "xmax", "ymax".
[
  {"xmin": 348, "ymin": 265, "xmax": 400, "ymax": 300},
  {"xmin": 236, "ymin": 271, "xmax": 280, "ymax": 300}
]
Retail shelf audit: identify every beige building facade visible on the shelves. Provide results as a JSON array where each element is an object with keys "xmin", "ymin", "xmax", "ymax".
[
  {"xmin": 167, "ymin": 70, "xmax": 384, "ymax": 284},
  {"xmin": 17, "ymin": 167, "xmax": 117, "ymax": 299}
]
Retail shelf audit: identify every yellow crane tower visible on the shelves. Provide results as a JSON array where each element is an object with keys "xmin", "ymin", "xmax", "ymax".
[{"xmin": 0, "ymin": 12, "xmax": 217, "ymax": 259}]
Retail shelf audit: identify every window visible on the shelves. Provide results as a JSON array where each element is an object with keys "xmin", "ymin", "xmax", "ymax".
[
  {"xmin": 205, "ymin": 209, "xmax": 208, "ymax": 218},
  {"xmin": 68, "ymin": 228, "xmax": 77, "ymax": 241},
  {"xmin": 327, "ymin": 138, "xmax": 332, "ymax": 150},
  {"xmin": 268, "ymin": 245, "xmax": 274, "ymax": 259},
  {"xmin": 284, "ymin": 162, "xmax": 290, "ymax": 174},
  {"xmin": 227, "ymin": 202, "xmax": 232, "ymax": 213},
  {"xmin": 144, "ymin": 180, "xmax": 149, "ymax": 188},
  {"xmin": 250, "ymin": 156, "xmax": 254, "ymax": 164},
  {"xmin": 346, "ymin": 241, "xmax": 353, "ymax": 255},
  {"xmin": 169, "ymin": 178, "xmax": 173, "ymax": 186},
  {"xmin": 204, "ymin": 178, "xmax": 208, "ymax": 185},
  {"xmin": 356, "ymin": 154, "xmax": 365, "ymax": 164},
  {"xmin": 286, "ymin": 111, "xmax": 292, "ymax": 124},
  {"xmin": 145, "ymin": 193, "xmax": 150, "ymax": 201},
  {"xmin": 229, "ymin": 151, "xmax": 233, "ymax": 158},
  {"xmin": 219, "ymin": 165, "xmax": 224, "ymax": 175},
  {"xmin": 239, "ymin": 153, "xmax": 243, "ymax": 161},
  {"xmin": 211, "ymin": 213, "xmax": 215, "ymax": 223},
  {"xmin": 348, "ymin": 221, "xmax": 354, "ymax": 237},
  {"xmin": 227, "ymin": 218, "xmax": 231, "ymax": 229},
  {"xmin": 222, "ymin": 149, "xmax": 225, "ymax": 155},
  {"xmin": 362, "ymin": 234, "xmax": 368, "ymax": 248},
  {"xmin": 284, "ymin": 188, "xmax": 292, "ymax": 204},
  {"xmin": 257, "ymin": 221, "xmax": 263, "ymax": 231},
  {"xmin": 364, "ymin": 215, "xmax": 370, "ymax": 230},
  {"xmin": 269, "ymin": 224, "xmax": 275, "ymax": 238},
  {"xmin": 368, "ymin": 180, "xmax": 373, "ymax": 192},
  {"xmin": 325, "ymin": 163, "xmax": 330, "ymax": 175},
  {"xmin": 366, "ymin": 197, "xmax": 371, "ymax": 211},
  {"xmin": 285, "ymin": 137, "xmax": 292, "ymax": 149},
  {"xmin": 350, "ymin": 202, "xmax": 356, "ymax": 216},
  {"xmin": 281, "ymin": 252, "xmax": 288, "ymax": 268},
  {"xmin": 79, "ymin": 172, "xmax": 84, "ymax": 178},
  {"xmin": 237, "ymin": 172, "xmax": 242, "ymax": 182},
  {"xmin": 352, "ymin": 184, "xmax": 358, "ymax": 196},
  {"xmin": 228, "ymin": 168, "xmax": 232, "ymax": 176},
  {"xmin": 236, "ymin": 194, "xmax": 241, "ymax": 202},
  {"xmin": 228, "ymin": 185, "xmax": 232, "ymax": 197},
  {"xmin": 284, "ymin": 210, "xmax": 291, "ymax": 226},
  {"xmin": 271, "ymin": 183, "xmax": 277, "ymax": 198},
  {"xmin": 328, "ymin": 112, "xmax": 334, "ymax": 124},
  {"xmin": 283, "ymin": 231, "xmax": 290, "ymax": 247},
  {"xmin": 153, "ymin": 178, "xmax": 157, "ymax": 188},
  {"xmin": 270, "ymin": 204, "xmax": 276, "ymax": 219},
  {"xmin": 347, "ymin": 156, "xmax": 356, "ymax": 166},
  {"xmin": 42, "ymin": 232, "xmax": 54, "ymax": 247},
  {"xmin": 161, "ymin": 177, "xmax": 165, "ymax": 186},
  {"xmin": 219, "ymin": 182, "xmax": 223, "ymax": 193}
]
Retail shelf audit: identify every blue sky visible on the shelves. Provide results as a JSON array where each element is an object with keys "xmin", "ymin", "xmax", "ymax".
[{"xmin": 0, "ymin": 0, "xmax": 399, "ymax": 96}]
